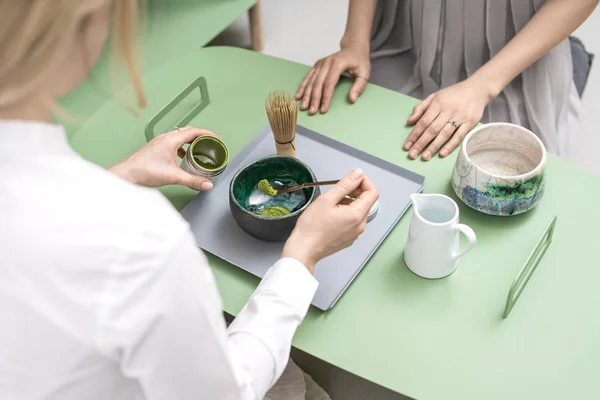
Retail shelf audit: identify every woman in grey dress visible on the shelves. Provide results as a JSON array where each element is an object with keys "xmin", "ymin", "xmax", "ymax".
[{"xmin": 296, "ymin": 0, "xmax": 597, "ymax": 161}]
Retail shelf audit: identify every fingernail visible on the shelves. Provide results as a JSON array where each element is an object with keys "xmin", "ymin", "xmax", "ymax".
[
  {"xmin": 404, "ymin": 141, "xmax": 412, "ymax": 150},
  {"xmin": 351, "ymin": 168, "xmax": 364, "ymax": 178},
  {"xmin": 409, "ymin": 149, "xmax": 418, "ymax": 159},
  {"xmin": 423, "ymin": 151, "xmax": 431, "ymax": 161},
  {"xmin": 296, "ymin": 92, "xmax": 301, "ymax": 98},
  {"xmin": 350, "ymin": 92, "xmax": 357, "ymax": 102},
  {"xmin": 310, "ymin": 106, "xmax": 316, "ymax": 114},
  {"xmin": 301, "ymin": 102, "xmax": 308, "ymax": 110},
  {"xmin": 440, "ymin": 149, "xmax": 448, "ymax": 157},
  {"xmin": 201, "ymin": 181, "xmax": 213, "ymax": 191}
]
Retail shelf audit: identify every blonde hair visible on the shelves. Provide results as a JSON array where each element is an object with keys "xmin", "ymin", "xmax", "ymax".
[{"xmin": 0, "ymin": 0, "xmax": 146, "ymax": 110}]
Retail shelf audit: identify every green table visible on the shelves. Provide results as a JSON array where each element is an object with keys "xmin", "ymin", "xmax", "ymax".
[{"xmin": 70, "ymin": 47, "xmax": 600, "ymax": 400}]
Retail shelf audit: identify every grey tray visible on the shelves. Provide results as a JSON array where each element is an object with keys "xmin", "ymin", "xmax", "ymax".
[{"xmin": 181, "ymin": 124, "xmax": 425, "ymax": 310}]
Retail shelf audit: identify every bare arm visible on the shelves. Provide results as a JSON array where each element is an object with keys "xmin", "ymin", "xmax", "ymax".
[
  {"xmin": 340, "ymin": 0, "xmax": 378, "ymax": 52},
  {"xmin": 296, "ymin": 0, "xmax": 377, "ymax": 114},
  {"xmin": 472, "ymin": 0, "xmax": 599, "ymax": 98},
  {"xmin": 405, "ymin": 0, "xmax": 598, "ymax": 161}
]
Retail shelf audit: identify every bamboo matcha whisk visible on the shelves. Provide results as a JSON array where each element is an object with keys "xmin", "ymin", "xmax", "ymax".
[{"xmin": 265, "ymin": 90, "xmax": 298, "ymax": 158}]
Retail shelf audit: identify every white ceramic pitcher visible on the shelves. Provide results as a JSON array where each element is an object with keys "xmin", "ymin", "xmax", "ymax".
[{"xmin": 404, "ymin": 194, "xmax": 476, "ymax": 279}]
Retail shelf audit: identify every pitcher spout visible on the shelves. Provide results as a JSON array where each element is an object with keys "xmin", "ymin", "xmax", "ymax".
[
  {"xmin": 410, "ymin": 193, "xmax": 430, "ymax": 216},
  {"xmin": 410, "ymin": 193, "xmax": 459, "ymax": 225}
]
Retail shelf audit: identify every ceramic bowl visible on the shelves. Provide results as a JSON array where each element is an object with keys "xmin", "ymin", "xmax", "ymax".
[
  {"xmin": 229, "ymin": 155, "xmax": 319, "ymax": 242},
  {"xmin": 451, "ymin": 122, "xmax": 547, "ymax": 216}
]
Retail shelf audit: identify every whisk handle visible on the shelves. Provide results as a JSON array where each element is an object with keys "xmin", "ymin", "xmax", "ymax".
[{"xmin": 144, "ymin": 76, "xmax": 210, "ymax": 142}]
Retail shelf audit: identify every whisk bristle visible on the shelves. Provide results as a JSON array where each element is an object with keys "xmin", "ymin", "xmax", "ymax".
[{"xmin": 265, "ymin": 90, "xmax": 298, "ymax": 157}]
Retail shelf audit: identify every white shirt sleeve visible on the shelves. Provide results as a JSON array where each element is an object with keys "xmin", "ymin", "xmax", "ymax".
[{"xmin": 98, "ymin": 230, "xmax": 318, "ymax": 400}]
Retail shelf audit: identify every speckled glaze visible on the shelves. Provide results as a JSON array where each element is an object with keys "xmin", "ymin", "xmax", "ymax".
[
  {"xmin": 229, "ymin": 155, "xmax": 319, "ymax": 242},
  {"xmin": 452, "ymin": 123, "xmax": 547, "ymax": 216}
]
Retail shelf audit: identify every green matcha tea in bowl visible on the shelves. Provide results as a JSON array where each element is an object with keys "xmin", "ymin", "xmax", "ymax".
[
  {"xmin": 451, "ymin": 122, "xmax": 547, "ymax": 216},
  {"xmin": 229, "ymin": 155, "xmax": 319, "ymax": 242},
  {"xmin": 181, "ymin": 136, "xmax": 229, "ymax": 182}
]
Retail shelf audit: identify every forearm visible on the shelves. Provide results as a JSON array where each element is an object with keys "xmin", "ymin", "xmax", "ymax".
[
  {"xmin": 107, "ymin": 158, "xmax": 140, "ymax": 185},
  {"xmin": 121, "ymin": 233, "xmax": 317, "ymax": 399},
  {"xmin": 227, "ymin": 258, "xmax": 318, "ymax": 396},
  {"xmin": 340, "ymin": 0, "xmax": 378, "ymax": 51},
  {"xmin": 471, "ymin": 0, "xmax": 598, "ymax": 98}
]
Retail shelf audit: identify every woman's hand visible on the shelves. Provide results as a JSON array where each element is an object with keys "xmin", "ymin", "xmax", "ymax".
[
  {"xmin": 404, "ymin": 78, "xmax": 494, "ymax": 161},
  {"xmin": 282, "ymin": 168, "xmax": 379, "ymax": 272},
  {"xmin": 108, "ymin": 126, "xmax": 217, "ymax": 190},
  {"xmin": 296, "ymin": 46, "xmax": 371, "ymax": 115}
]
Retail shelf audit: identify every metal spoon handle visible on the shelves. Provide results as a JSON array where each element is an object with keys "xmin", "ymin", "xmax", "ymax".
[{"xmin": 276, "ymin": 180, "xmax": 340, "ymax": 195}]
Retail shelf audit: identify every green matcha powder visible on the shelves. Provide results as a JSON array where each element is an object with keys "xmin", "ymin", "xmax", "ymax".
[
  {"xmin": 258, "ymin": 179, "xmax": 278, "ymax": 196},
  {"xmin": 260, "ymin": 206, "xmax": 290, "ymax": 217}
]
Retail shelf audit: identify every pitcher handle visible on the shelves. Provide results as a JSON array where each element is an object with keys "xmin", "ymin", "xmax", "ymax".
[{"xmin": 453, "ymin": 224, "xmax": 476, "ymax": 259}]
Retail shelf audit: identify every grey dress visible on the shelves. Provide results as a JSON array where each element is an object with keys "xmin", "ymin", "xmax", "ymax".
[{"xmin": 369, "ymin": 0, "xmax": 583, "ymax": 159}]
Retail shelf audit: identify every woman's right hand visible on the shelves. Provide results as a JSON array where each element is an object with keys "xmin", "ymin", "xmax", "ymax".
[
  {"xmin": 282, "ymin": 169, "xmax": 379, "ymax": 272},
  {"xmin": 296, "ymin": 47, "xmax": 371, "ymax": 115}
]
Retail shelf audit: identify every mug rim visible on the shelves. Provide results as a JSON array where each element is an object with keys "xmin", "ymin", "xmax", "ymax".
[
  {"xmin": 460, "ymin": 122, "xmax": 547, "ymax": 180},
  {"xmin": 190, "ymin": 136, "xmax": 229, "ymax": 171},
  {"xmin": 229, "ymin": 155, "xmax": 318, "ymax": 220}
]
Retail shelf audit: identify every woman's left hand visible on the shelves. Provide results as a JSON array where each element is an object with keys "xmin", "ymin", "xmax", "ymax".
[
  {"xmin": 404, "ymin": 79, "xmax": 493, "ymax": 161},
  {"xmin": 109, "ymin": 126, "xmax": 218, "ymax": 191}
]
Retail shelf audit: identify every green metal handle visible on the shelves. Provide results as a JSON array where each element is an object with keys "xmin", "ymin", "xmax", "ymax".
[
  {"xmin": 503, "ymin": 216, "xmax": 558, "ymax": 319},
  {"xmin": 144, "ymin": 76, "xmax": 210, "ymax": 142}
]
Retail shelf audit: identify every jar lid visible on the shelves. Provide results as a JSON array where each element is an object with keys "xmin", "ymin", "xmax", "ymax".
[{"xmin": 367, "ymin": 199, "xmax": 379, "ymax": 222}]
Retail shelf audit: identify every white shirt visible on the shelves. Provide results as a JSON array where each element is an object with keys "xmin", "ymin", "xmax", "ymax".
[{"xmin": 0, "ymin": 120, "xmax": 318, "ymax": 400}]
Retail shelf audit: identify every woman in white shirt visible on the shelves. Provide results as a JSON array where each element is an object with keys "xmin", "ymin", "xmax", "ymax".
[{"xmin": 0, "ymin": 1, "xmax": 378, "ymax": 399}]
